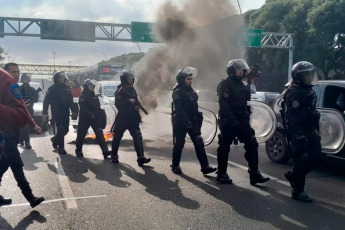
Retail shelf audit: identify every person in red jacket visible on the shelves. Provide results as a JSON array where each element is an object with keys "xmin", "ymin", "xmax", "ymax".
[{"xmin": 0, "ymin": 68, "xmax": 45, "ymax": 208}]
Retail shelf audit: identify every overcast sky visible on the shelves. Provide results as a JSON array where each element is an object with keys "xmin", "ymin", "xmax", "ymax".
[{"xmin": 0, "ymin": 0, "xmax": 265, "ymax": 66}]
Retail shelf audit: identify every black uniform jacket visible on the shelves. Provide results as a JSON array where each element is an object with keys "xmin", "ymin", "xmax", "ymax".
[
  {"xmin": 43, "ymin": 83, "xmax": 76, "ymax": 125},
  {"xmin": 284, "ymin": 84, "xmax": 319, "ymax": 138},
  {"xmin": 114, "ymin": 84, "xmax": 141, "ymax": 124},
  {"xmin": 172, "ymin": 85, "xmax": 199, "ymax": 127},
  {"xmin": 218, "ymin": 75, "xmax": 251, "ymax": 127}
]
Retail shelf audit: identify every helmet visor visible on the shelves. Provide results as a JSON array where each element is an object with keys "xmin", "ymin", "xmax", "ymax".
[
  {"xmin": 300, "ymin": 69, "xmax": 318, "ymax": 86},
  {"xmin": 179, "ymin": 67, "xmax": 198, "ymax": 78},
  {"xmin": 227, "ymin": 59, "xmax": 251, "ymax": 74}
]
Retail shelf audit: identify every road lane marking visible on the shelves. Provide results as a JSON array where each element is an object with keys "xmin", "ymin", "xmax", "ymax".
[
  {"xmin": 0, "ymin": 195, "xmax": 107, "ymax": 208},
  {"xmin": 206, "ymin": 152, "xmax": 290, "ymax": 187},
  {"xmin": 55, "ymin": 161, "xmax": 78, "ymax": 209},
  {"xmin": 281, "ymin": 214, "xmax": 308, "ymax": 228}
]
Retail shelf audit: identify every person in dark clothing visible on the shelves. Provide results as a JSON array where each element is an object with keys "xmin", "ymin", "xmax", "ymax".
[
  {"xmin": 0, "ymin": 69, "xmax": 44, "ymax": 208},
  {"xmin": 43, "ymin": 72, "xmax": 78, "ymax": 154},
  {"xmin": 283, "ymin": 61, "xmax": 323, "ymax": 203},
  {"xmin": 216, "ymin": 59, "xmax": 270, "ymax": 185},
  {"xmin": 171, "ymin": 67, "xmax": 217, "ymax": 175},
  {"xmin": 19, "ymin": 73, "xmax": 39, "ymax": 149},
  {"xmin": 111, "ymin": 70, "xmax": 151, "ymax": 166},
  {"xmin": 75, "ymin": 79, "xmax": 112, "ymax": 158}
]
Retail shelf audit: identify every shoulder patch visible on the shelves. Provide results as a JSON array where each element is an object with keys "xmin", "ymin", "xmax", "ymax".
[
  {"xmin": 10, "ymin": 83, "xmax": 22, "ymax": 99},
  {"xmin": 292, "ymin": 100, "xmax": 300, "ymax": 109},
  {"xmin": 172, "ymin": 92, "xmax": 180, "ymax": 101}
]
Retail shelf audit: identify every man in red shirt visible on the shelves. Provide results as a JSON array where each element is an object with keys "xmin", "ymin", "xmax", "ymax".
[{"xmin": 0, "ymin": 68, "xmax": 45, "ymax": 208}]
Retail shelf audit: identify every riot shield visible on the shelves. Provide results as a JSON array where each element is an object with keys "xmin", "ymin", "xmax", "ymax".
[
  {"xmin": 198, "ymin": 106, "xmax": 218, "ymax": 146},
  {"xmin": 318, "ymin": 108, "xmax": 345, "ymax": 154},
  {"xmin": 248, "ymin": 101, "xmax": 277, "ymax": 143},
  {"xmin": 87, "ymin": 104, "xmax": 117, "ymax": 134}
]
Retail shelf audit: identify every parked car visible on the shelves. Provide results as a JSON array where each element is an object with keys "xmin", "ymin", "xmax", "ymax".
[
  {"xmin": 265, "ymin": 81, "xmax": 345, "ymax": 163},
  {"xmin": 251, "ymin": 91, "xmax": 280, "ymax": 106}
]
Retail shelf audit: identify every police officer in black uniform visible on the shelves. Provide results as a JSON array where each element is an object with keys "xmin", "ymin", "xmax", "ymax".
[
  {"xmin": 111, "ymin": 70, "xmax": 151, "ymax": 166},
  {"xmin": 216, "ymin": 59, "xmax": 270, "ymax": 185},
  {"xmin": 75, "ymin": 79, "xmax": 112, "ymax": 158},
  {"xmin": 171, "ymin": 67, "xmax": 217, "ymax": 175},
  {"xmin": 283, "ymin": 61, "xmax": 323, "ymax": 202},
  {"xmin": 19, "ymin": 73, "xmax": 39, "ymax": 149},
  {"xmin": 43, "ymin": 72, "xmax": 78, "ymax": 154}
]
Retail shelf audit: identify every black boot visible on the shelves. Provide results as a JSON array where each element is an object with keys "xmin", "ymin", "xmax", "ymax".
[
  {"xmin": 58, "ymin": 148, "xmax": 67, "ymax": 155},
  {"xmin": 170, "ymin": 165, "xmax": 182, "ymax": 174},
  {"xmin": 111, "ymin": 153, "xmax": 119, "ymax": 163},
  {"xmin": 75, "ymin": 150, "xmax": 84, "ymax": 157},
  {"xmin": 102, "ymin": 150, "xmax": 112, "ymax": 159},
  {"xmin": 51, "ymin": 137, "xmax": 58, "ymax": 150},
  {"xmin": 0, "ymin": 195, "xmax": 12, "ymax": 206},
  {"xmin": 216, "ymin": 173, "xmax": 233, "ymax": 184},
  {"xmin": 292, "ymin": 189, "xmax": 313, "ymax": 203},
  {"xmin": 284, "ymin": 170, "xmax": 294, "ymax": 188},
  {"xmin": 25, "ymin": 142, "xmax": 32, "ymax": 149},
  {"xmin": 29, "ymin": 196, "xmax": 45, "ymax": 208},
  {"xmin": 201, "ymin": 165, "xmax": 217, "ymax": 175},
  {"xmin": 137, "ymin": 157, "xmax": 151, "ymax": 166},
  {"xmin": 248, "ymin": 169, "xmax": 270, "ymax": 185}
]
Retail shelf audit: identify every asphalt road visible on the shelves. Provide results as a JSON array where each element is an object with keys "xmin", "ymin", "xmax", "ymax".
[{"xmin": 1, "ymin": 109, "xmax": 345, "ymax": 230}]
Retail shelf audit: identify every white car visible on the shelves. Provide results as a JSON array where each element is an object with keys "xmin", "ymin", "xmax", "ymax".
[{"xmin": 94, "ymin": 80, "xmax": 121, "ymax": 105}]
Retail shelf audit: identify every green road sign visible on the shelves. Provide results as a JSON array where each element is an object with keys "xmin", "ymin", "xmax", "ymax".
[
  {"xmin": 131, "ymin": 21, "xmax": 157, "ymax": 43},
  {"xmin": 243, "ymin": 29, "xmax": 262, "ymax": 47}
]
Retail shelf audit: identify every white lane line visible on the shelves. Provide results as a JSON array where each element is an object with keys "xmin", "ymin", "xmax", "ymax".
[
  {"xmin": 55, "ymin": 162, "xmax": 78, "ymax": 209},
  {"xmin": 0, "ymin": 195, "xmax": 107, "ymax": 208},
  {"xmin": 142, "ymin": 131, "xmax": 170, "ymax": 143},
  {"xmin": 206, "ymin": 152, "xmax": 289, "ymax": 187},
  {"xmin": 281, "ymin": 214, "xmax": 308, "ymax": 228}
]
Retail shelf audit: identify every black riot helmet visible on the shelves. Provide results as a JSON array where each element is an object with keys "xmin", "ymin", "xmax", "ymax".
[
  {"xmin": 120, "ymin": 70, "xmax": 135, "ymax": 85},
  {"xmin": 226, "ymin": 59, "xmax": 251, "ymax": 79},
  {"xmin": 291, "ymin": 61, "xmax": 318, "ymax": 86},
  {"xmin": 83, "ymin": 79, "xmax": 96, "ymax": 89},
  {"xmin": 176, "ymin": 67, "xmax": 198, "ymax": 85},
  {"xmin": 53, "ymin": 71, "xmax": 67, "ymax": 84}
]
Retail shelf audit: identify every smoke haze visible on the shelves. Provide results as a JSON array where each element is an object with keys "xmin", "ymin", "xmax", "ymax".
[{"xmin": 134, "ymin": 0, "xmax": 243, "ymax": 110}]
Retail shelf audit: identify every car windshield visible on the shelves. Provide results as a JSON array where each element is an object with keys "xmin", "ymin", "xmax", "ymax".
[{"xmin": 103, "ymin": 85, "xmax": 117, "ymax": 97}]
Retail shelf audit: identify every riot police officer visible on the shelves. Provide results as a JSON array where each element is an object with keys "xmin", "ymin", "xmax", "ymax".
[
  {"xmin": 75, "ymin": 79, "xmax": 112, "ymax": 158},
  {"xmin": 19, "ymin": 73, "xmax": 39, "ymax": 149},
  {"xmin": 111, "ymin": 70, "xmax": 151, "ymax": 166},
  {"xmin": 216, "ymin": 59, "xmax": 270, "ymax": 185},
  {"xmin": 283, "ymin": 61, "xmax": 323, "ymax": 202},
  {"xmin": 43, "ymin": 72, "xmax": 78, "ymax": 154},
  {"xmin": 171, "ymin": 67, "xmax": 217, "ymax": 175}
]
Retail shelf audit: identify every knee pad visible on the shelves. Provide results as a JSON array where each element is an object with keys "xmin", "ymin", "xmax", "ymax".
[
  {"xmin": 245, "ymin": 136, "xmax": 258, "ymax": 151},
  {"xmin": 195, "ymin": 135, "xmax": 204, "ymax": 148},
  {"xmin": 299, "ymin": 153, "xmax": 313, "ymax": 173}
]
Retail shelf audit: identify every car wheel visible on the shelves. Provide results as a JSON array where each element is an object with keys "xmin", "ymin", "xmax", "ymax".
[{"xmin": 265, "ymin": 130, "xmax": 291, "ymax": 163}]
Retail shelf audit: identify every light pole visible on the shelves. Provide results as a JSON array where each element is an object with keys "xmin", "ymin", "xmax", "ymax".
[
  {"xmin": 236, "ymin": 0, "xmax": 243, "ymax": 15},
  {"xmin": 52, "ymin": 51, "xmax": 56, "ymax": 73}
]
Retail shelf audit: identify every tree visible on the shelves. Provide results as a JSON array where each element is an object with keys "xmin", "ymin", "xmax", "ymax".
[
  {"xmin": 245, "ymin": 0, "xmax": 345, "ymax": 91},
  {"xmin": 98, "ymin": 53, "xmax": 145, "ymax": 68}
]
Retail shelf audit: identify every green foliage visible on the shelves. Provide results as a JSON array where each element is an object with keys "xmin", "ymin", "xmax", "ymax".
[
  {"xmin": 245, "ymin": 0, "xmax": 345, "ymax": 91},
  {"xmin": 98, "ymin": 53, "xmax": 145, "ymax": 68}
]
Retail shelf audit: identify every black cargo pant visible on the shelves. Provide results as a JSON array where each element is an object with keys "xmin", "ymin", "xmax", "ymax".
[
  {"xmin": 0, "ymin": 137, "xmax": 35, "ymax": 201},
  {"xmin": 290, "ymin": 130, "xmax": 323, "ymax": 191},
  {"xmin": 172, "ymin": 120, "xmax": 209, "ymax": 169},
  {"xmin": 76, "ymin": 117, "xmax": 108, "ymax": 153},
  {"xmin": 51, "ymin": 116, "xmax": 70, "ymax": 150},
  {"xmin": 111, "ymin": 118, "xmax": 144, "ymax": 160},
  {"xmin": 217, "ymin": 118, "xmax": 259, "ymax": 174}
]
